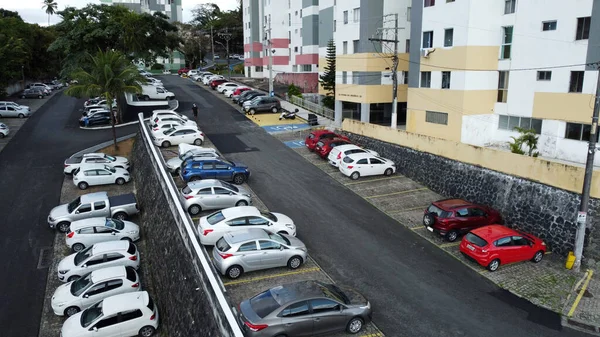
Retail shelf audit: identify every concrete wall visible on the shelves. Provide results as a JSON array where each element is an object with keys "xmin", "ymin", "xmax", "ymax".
[
  {"xmin": 275, "ymin": 72, "xmax": 319, "ymax": 93},
  {"xmin": 342, "ymin": 119, "xmax": 600, "ymax": 263}
]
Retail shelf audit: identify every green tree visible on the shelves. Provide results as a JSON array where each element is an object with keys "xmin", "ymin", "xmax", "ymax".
[
  {"xmin": 191, "ymin": 3, "xmax": 243, "ymax": 55},
  {"xmin": 65, "ymin": 50, "xmax": 146, "ymax": 150},
  {"xmin": 319, "ymin": 39, "xmax": 336, "ymax": 109},
  {"xmin": 42, "ymin": 0, "xmax": 58, "ymax": 26},
  {"xmin": 287, "ymin": 84, "xmax": 302, "ymax": 98},
  {"xmin": 508, "ymin": 126, "xmax": 540, "ymax": 157}
]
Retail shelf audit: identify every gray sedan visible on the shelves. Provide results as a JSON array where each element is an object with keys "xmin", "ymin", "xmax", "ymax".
[
  {"xmin": 239, "ymin": 280, "xmax": 372, "ymax": 336},
  {"xmin": 212, "ymin": 228, "xmax": 307, "ymax": 279},
  {"xmin": 181, "ymin": 179, "xmax": 251, "ymax": 215}
]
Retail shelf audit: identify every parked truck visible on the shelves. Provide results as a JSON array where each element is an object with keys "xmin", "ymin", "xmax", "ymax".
[
  {"xmin": 48, "ymin": 192, "xmax": 139, "ymax": 233},
  {"xmin": 139, "ymin": 85, "xmax": 175, "ymax": 101}
]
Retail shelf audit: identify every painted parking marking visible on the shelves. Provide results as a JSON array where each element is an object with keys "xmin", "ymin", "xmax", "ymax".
[
  {"xmin": 568, "ymin": 269, "xmax": 594, "ymax": 317},
  {"xmin": 263, "ymin": 123, "xmax": 310, "ymax": 134},
  {"xmin": 365, "ymin": 187, "xmax": 429, "ymax": 199},
  {"xmin": 439, "ymin": 242, "xmax": 461, "ymax": 248},
  {"xmin": 343, "ymin": 176, "xmax": 405, "ymax": 186},
  {"xmin": 360, "ymin": 333, "xmax": 384, "ymax": 337},
  {"xmin": 411, "ymin": 226, "xmax": 425, "ymax": 231},
  {"xmin": 388, "ymin": 206, "xmax": 429, "ymax": 214},
  {"xmin": 223, "ymin": 267, "xmax": 321, "ymax": 286},
  {"xmin": 284, "ymin": 140, "xmax": 306, "ymax": 148}
]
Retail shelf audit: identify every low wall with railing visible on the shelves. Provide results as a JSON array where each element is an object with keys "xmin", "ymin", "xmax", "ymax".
[{"xmin": 287, "ymin": 95, "xmax": 334, "ymax": 120}]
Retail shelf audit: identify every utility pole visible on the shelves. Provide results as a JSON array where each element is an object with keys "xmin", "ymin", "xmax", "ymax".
[
  {"xmin": 573, "ymin": 64, "xmax": 600, "ymax": 272},
  {"xmin": 210, "ymin": 25, "xmax": 215, "ymax": 66},
  {"xmin": 265, "ymin": 18, "xmax": 274, "ymax": 96},
  {"xmin": 218, "ymin": 28, "xmax": 233, "ymax": 80}
]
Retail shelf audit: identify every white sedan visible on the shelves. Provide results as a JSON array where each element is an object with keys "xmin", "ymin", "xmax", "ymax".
[
  {"xmin": 197, "ymin": 206, "xmax": 296, "ymax": 245},
  {"xmin": 51, "ymin": 265, "xmax": 140, "ymax": 316},
  {"xmin": 327, "ymin": 144, "xmax": 379, "ymax": 167},
  {"xmin": 217, "ymin": 82, "xmax": 238, "ymax": 93},
  {"xmin": 0, "ymin": 104, "xmax": 31, "ymax": 118},
  {"xmin": 150, "ymin": 121, "xmax": 188, "ymax": 135},
  {"xmin": 150, "ymin": 110, "xmax": 189, "ymax": 122},
  {"xmin": 66, "ymin": 217, "xmax": 141, "ymax": 252},
  {"xmin": 339, "ymin": 153, "xmax": 396, "ymax": 180},
  {"xmin": 0, "ymin": 123, "xmax": 8, "ymax": 138},
  {"xmin": 152, "ymin": 126, "xmax": 204, "ymax": 148},
  {"xmin": 73, "ymin": 164, "xmax": 131, "ymax": 190},
  {"xmin": 153, "ymin": 116, "xmax": 197, "ymax": 128}
]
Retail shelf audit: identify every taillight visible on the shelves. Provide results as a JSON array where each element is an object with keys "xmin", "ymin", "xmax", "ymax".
[
  {"xmin": 66, "ymin": 232, "xmax": 74, "ymax": 238},
  {"xmin": 64, "ymin": 164, "xmax": 70, "ymax": 168},
  {"xmin": 244, "ymin": 321, "xmax": 268, "ymax": 332},
  {"xmin": 153, "ymin": 128, "xmax": 158, "ymax": 131},
  {"xmin": 131, "ymin": 282, "xmax": 139, "ymax": 288},
  {"xmin": 347, "ymin": 165, "xmax": 354, "ymax": 169},
  {"xmin": 219, "ymin": 252, "xmax": 233, "ymax": 259},
  {"xmin": 203, "ymin": 229, "xmax": 213, "ymax": 236},
  {"xmin": 184, "ymin": 195, "xmax": 194, "ymax": 200},
  {"xmin": 129, "ymin": 255, "xmax": 138, "ymax": 261},
  {"xmin": 182, "ymin": 170, "xmax": 187, "ymax": 175},
  {"xmin": 200, "ymin": 133, "xmax": 204, "ymax": 137},
  {"xmin": 150, "ymin": 313, "xmax": 156, "ymax": 320},
  {"xmin": 337, "ymin": 153, "xmax": 341, "ymax": 159}
]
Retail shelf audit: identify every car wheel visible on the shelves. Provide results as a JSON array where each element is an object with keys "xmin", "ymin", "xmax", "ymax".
[
  {"xmin": 64, "ymin": 306, "xmax": 80, "ymax": 317},
  {"xmin": 384, "ymin": 168, "xmax": 393, "ymax": 176},
  {"xmin": 194, "ymin": 138, "xmax": 203, "ymax": 146},
  {"xmin": 188, "ymin": 204, "xmax": 202, "ymax": 215},
  {"xmin": 67, "ymin": 275, "xmax": 80, "ymax": 282},
  {"xmin": 142, "ymin": 95, "xmax": 150, "ymax": 101},
  {"xmin": 138, "ymin": 325, "xmax": 156, "ymax": 337},
  {"xmin": 532, "ymin": 251, "xmax": 544, "ymax": 263},
  {"xmin": 121, "ymin": 237, "xmax": 133, "ymax": 242},
  {"xmin": 272, "ymin": 107, "xmax": 279, "ymax": 113},
  {"xmin": 161, "ymin": 141, "xmax": 171, "ymax": 148},
  {"xmin": 233, "ymin": 174, "xmax": 246, "ymax": 185},
  {"xmin": 487, "ymin": 259, "xmax": 500, "ymax": 272},
  {"xmin": 446, "ymin": 230, "xmax": 459, "ymax": 242},
  {"xmin": 0, "ymin": 133, "xmax": 4, "ymax": 139},
  {"xmin": 287, "ymin": 256, "xmax": 303, "ymax": 269},
  {"xmin": 20, "ymin": 96, "xmax": 25, "ymax": 99},
  {"xmin": 77, "ymin": 181, "xmax": 88, "ymax": 190},
  {"xmin": 423, "ymin": 213, "xmax": 435, "ymax": 226},
  {"xmin": 71, "ymin": 243, "xmax": 85, "ymax": 252},
  {"xmin": 113, "ymin": 212, "xmax": 127, "ymax": 221},
  {"xmin": 346, "ymin": 317, "xmax": 364, "ymax": 334},
  {"xmin": 350, "ymin": 172, "xmax": 360, "ymax": 180},
  {"xmin": 57, "ymin": 222, "xmax": 71, "ymax": 233},
  {"xmin": 235, "ymin": 200, "xmax": 248, "ymax": 206},
  {"xmin": 249, "ymin": 109, "xmax": 256, "ymax": 115},
  {"xmin": 18, "ymin": 113, "xmax": 25, "ymax": 118},
  {"xmin": 38, "ymin": 95, "xmax": 43, "ymax": 99},
  {"xmin": 189, "ymin": 176, "xmax": 201, "ymax": 182},
  {"xmin": 174, "ymin": 168, "xmax": 180, "ymax": 176},
  {"xmin": 226, "ymin": 265, "xmax": 243, "ymax": 279},
  {"xmin": 116, "ymin": 178, "xmax": 126, "ymax": 185}
]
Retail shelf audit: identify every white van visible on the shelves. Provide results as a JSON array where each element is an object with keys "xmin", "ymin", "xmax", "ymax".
[{"xmin": 140, "ymin": 85, "xmax": 175, "ymax": 101}]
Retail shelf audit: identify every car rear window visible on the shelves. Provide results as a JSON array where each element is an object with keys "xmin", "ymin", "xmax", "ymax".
[
  {"xmin": 427, "ymin": 205, "xmax": 452, "ymax": 218},
  {"xmin": 250, "ymin": 289, "xmax": 282, "ymax": 319},
  {"xmin": 308, "ymin": 133, "xmax": 315, "ymax": 139},
  {"xmin": 182, "ymin": 186, "xmax": 192, "ymax": 195},
  {"xmin": 127, "ymin": 242, "xmax": 137, "ymax": 255},
  {"xmin": 465, "ymin": 233, "xmax": 488, "ymax": 247},
  {"xmin": 215, "ymin": 238, "xmax": 231, "ymax": 252},
  {"xmin": 147, "ymin": 295, "xmax": 155, "ymax": 311},
  {"xmin": 342, "ymin": 157, "xmax": 354, "ymax": 163},
  {"xmin": 316, "ymin": 141, "xmax": 324, "ymax": 148},
  {"xmin": 206, "ymin": 211, "xmax": 225, "ymax": 225},
  {"xmin": 125, "ymin": 266, "xmax": 137, "ymax": 282}
]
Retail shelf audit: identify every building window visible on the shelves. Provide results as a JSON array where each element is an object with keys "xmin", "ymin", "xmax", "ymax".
[
  {"xmin": 537, "ymin": 71, "xmax": 552, "ymax": 81},
  {"xmin": 499, "ymin": 115, "xmax": 542, "ymax": 134},
  {"xmin": 542, "ymin": 21, "xmax": 557, "ymax": 31},
  {"xmin": 334, "ymin": 20, "xmax": 336, "ymax": 32},
  {"xmin": 504, "ymin": 0, "xmax": 516, "ymax": 14},
  {"xmin": 424, "ymin": 0, "xmax": 435, "ymax": 7},
  {"xmin": 301, "ymin": 65, "xmax": 311, "ymax": 72},
  {"xmin": 447, "ymin": 0, "xmax": 455, "ymax": 2},
  {"xmin": 353, "ymin": 8, "xmax": 360, "ymax": 22},
  {"xmin": 255, "ymin": 66, "xmax": 263, "ymax": 72},
  {"xmin": 569, "ymin": 71, "xmax": 584, "ymax": 93},
  {"xmin": 288, "ymin": 0, "xmax": 291, "ymax": 8},
  {"xmin": 565, "ymin": 122, "xmax": 599, "ymax": 142},
  {"xmin": 422, "ymin": 31, "xmax": 433, "ymax": 48},
  {"xmin": 294, "ymin": 46, "xmax": 298, "ymax": 52},
  {"xmin": 342, "ymin": 71, "xmax": 347, "ymax": 84},
  {"xmin": 426, "ymin": 111, "xmax": 448, "ymax": 125},
  {"xmin": 444, "ymin": 28, "xmax": 453, "ymax": 47},
  {"xmin": 295, "ymin": 10, "xmax": 298, "ymax": 16},
  {"xmin": 405, "ymin": 39, "xmax": 410, "ymax": 53},
  {"xmin": 501, "ymin": 26, "xmax": 513, "ymax": 59},
  {"xmin": 442, "ymin": 71, "xmax": 451, "ymax": 89},
  {"xmin": 403, "ymin": 71, "xmax": 409, "ymax": 85},
  {"xmin": 300, "ymin": 28, "xmax": 302, "ymax": 37},
  {"xmin": 292, "ymin": 65, "xmax": 298, "ymax": 72},
  {"xmin": 407, "ymin": 7, "xmax": 411, "ymax": 21},
  {"xmin": 343, "ymin": 11, "xmax": 348, "ymax": 24},
  {"xmin": 497, "ymin": 71, "xmax": 509, "ymax": 103},
  {"xmin": 576, "ymin": 17, "xmax": 591, "ymax": 40},
  {"xmin": 421, "ymin": 71, "xmax": 431, "ymax": 88},
  {"xmin": 288, "ymin": 31, "xmax": 291, "ymax": 40},
  {"xmin": 300, "ymin": 9, "xmax": 302, "ymax": 17},
  {"xmin": 353, "ymin": 40, "xmax": 360, "ymax": 53},
  {"xmin": 343, "ymin": 41, "xmax": 348, "ymax": 54}
]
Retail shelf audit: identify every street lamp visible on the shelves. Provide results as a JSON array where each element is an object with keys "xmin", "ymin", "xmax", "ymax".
[{"xmin": 21, "ymin": 65, "xmax": 25, "ymax": 90}]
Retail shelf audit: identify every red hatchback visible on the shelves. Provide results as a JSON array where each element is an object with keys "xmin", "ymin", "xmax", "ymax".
[
  {"xmin": 305, "ymin": 130, "xmax": 348, "ymax": 152},
  {"xmin": 315, "ymin": 138, "xmax": 352, "ymax": 159},
  {"xmin": 460, "ymin": 225, "xmax": 546, "ymax": 271},
  {"xmin": 210, "ymin": 79, "xmax": 227, "ymax": 89},
  {"xmin": 232, "ymin": 87, "xmax": 251, "ymax": 97},
  {"xmin": 178, "ymin": 67, "xmax": 190, "ymax": 75},
  {"xmin": 423, "ymin": 199, "xmax": 502, "ymax": 242}
]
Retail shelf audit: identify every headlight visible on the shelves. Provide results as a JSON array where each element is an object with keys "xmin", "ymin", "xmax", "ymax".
[
  {"xmin": 360, "ymin": 301, "xmax": 371, "ymax": 309},
  {"xmin": 49, "ymin": 217, "xmax": 55, "ymax": 222},
  {"xmin": 242, "ymin": 194, "xmax": 251, "ymax": 198},
  {"xmin": 123, "ymin": 173, "xmax": 130, "ymax": 176},
  {"xmin": 285, "ymin": 224, "xmax": 295, "ymax": 229},
  {"xmin": 55, "ymin": 302, "xmax": 66, "ymax": 307},
  {"xmin": 299, "ymin": 247, "xmax": 308, "ymax": 252},
  {"xmin": 155, "ymin": 138, "xmax": 163, "ymax": 141},
  {"xmin": 59, "ymin": 270, "xmax": 69, "ymax": 274},
  {"xmin": 128, "ymin": 230, "xmax": 139, "ymax": 235}
]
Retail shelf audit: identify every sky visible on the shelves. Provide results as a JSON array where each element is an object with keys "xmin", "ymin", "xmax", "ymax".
[{"xmin": 0, "ymin": 0, "xmax": 238, "ymax": 25}]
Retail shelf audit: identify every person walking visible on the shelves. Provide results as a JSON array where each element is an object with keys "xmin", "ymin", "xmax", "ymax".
[{"xmin": 192, "ymin": 103, "xmax": 198, "ymax": 121}]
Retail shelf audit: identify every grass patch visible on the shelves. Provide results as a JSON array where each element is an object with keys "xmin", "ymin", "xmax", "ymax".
[{"xmin": 97, "ymin": 138, "xmax": 135, "ymax": 157}]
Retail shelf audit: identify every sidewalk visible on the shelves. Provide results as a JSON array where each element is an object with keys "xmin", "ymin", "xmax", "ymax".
[
  {"xmin": 562, "ymin": 269, "xmax": 600, "ymax": 334},
  {"xmin": 280, "ymin": 100, "xmax": 333, "ymax": 128}
]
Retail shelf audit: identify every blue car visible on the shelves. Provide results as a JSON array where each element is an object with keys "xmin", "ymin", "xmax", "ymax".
[{"xmin": 180, "ymin": 158, "xmax": 250, "ymax": 184}]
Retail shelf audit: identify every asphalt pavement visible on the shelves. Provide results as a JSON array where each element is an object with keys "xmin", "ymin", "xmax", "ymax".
[
  {"xmin": 0, "ymin": 91, "xmax": 137, "ymax": 337},
  {"xmin": 161, "ymin": 75, "xmax": 591, "ymax": 337}
]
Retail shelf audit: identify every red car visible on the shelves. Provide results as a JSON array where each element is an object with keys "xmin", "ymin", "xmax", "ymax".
[
  {"xmin": 210, "ymin": 79, "xmax": 227, "ymax": 89},
  {"xmin": 460, "ymin": 225, "xmax": 546, "ymax": 272},
  {"xmin": 315, "ymin": 138, "xmax": 352, "ymax": 159},
  {"xmin": 178, "ymin": 67, "xmax": 190, "ymax": 75},
  {"xmin": 231, "ymin": 87, "xmax": 251, "ymax": 97},
  {"xmin": 305, "ymin": 130, "xmax": 349, "ymax": 152},
  {"xmin": 423, "ymin": 199, "xmax": 502, "ymax": 242}
]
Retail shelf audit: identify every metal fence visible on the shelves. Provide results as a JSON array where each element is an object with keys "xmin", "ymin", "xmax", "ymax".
[{"xmin": 287, "ymin": 95, "xmax": 335, "ymax": 120}]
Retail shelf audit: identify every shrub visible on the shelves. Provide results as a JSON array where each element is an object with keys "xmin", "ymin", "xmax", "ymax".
[
  {"xmin": 150, "ymin": 63, "xmax": 164, "ymax": 70},
  {"xmin": 287, "ymin": 84, "xmax": 302, "ymax": 98}
]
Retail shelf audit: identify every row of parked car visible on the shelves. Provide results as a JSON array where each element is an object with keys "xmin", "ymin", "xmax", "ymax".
[{"xmin": 19, "ymin": 80, "xmax": 64, "ymax": 99}]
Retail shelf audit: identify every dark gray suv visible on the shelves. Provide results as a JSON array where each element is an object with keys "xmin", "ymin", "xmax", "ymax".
[{"xmin": 243, "ymin": 97, "xmax": 281, "ymax": 115}]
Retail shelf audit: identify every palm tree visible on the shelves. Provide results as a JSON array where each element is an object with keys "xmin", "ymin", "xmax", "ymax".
[
  {"xmin": 42, "ymin": 0, "xmax": 58, "ymax": 26},
  {"xmin": 66, "ymin": 50, "xmax": 145, "ymax": 150}
]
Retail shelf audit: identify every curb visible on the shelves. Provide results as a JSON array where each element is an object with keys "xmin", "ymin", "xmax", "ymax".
[
  {"xmin": 70, "ymin": 133, "xmax": 138, "ymax": 158},
  {"xmin": 79, "ymin": 118, "xmax": 149, "ymax": 130},
  {"xmin": 563, "ymin": 317, "xmax": 600, "ymax": 335}
]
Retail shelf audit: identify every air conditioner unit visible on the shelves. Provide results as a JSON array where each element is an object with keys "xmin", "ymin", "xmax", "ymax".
[{"xmin": 421, "ymin": 48, "xmax": 436, "ymax": 58}]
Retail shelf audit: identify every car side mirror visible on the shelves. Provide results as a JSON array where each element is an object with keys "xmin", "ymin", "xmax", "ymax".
[
  {"xmin": 84, "ymin": 294, "xmax": 89, "ymax": 298},
  {"xmin": 75, "ymin": 211, "xmax": 80, "ymax": 214},
  {"xmin": 279, "ymin": 246, "xmax": 284, "ymax": 251},
  {"xmin": 229, "ymin": 192, "xmax": 234, "ymax": 195},
  {"xmin": 111, "ymin": 232, "xmax": 116, "ymax": 235},
  {"xmin": 82, "ymin": 264, "xmax": 87, "ymax": 268},
  {"xmin": 93, "ymin": 327, "xmax": 98, "ymax": 332}
]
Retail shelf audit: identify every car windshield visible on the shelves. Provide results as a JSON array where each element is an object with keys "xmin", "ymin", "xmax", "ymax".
[
  {"xmin": 268, "ymin": 231, "xmax": 290, "ymax": 245},
  {"xmin": 74, "ymin": 246, "xmax": 93, "ymax": 266},
  {"xmin": 260, "ymin": 211, "xmax": 277, "ymax": 222},
  {"xmin": 105, "ymin": 218, "xmax": 124, "ymax": 230},
  {"xmin": 428, "ymin": 205, "xmax": 452, "ymax": 218},
  {"xmin": 182, "ymin": 186, "xmax": 192, "ymax": 195},
  {"xmin": 318, "ymin": 282, "xmax": 349, "ymax": 304},
  {"xmin": 104, "ymin": 165, "xmax": 116, "ymax": 173},
  {"xmin": 465, "ymin": 233, "xmax": 488, "ymax": 247},
  {"xmin": 219, "ymin": 181, "xmax": 239, "ymax": 192},
  {"xmin": 70, "ymin": 272, "xmax": 93, "ymax": 296},
  {"xmin": 250, "ymin": 288, "xmax": 283, "ymax": 319},
  {"xmin": 67, "ymin": 197, "xmax": 81, "ymax": 213},
  {"xmin": 163, "ymin": 128, "xmax": 176, "ymax": 135},
  {"xmin": 80, "ymin": 301, "xmax": 103, "ymax": 328},
  {"xmin": 105, "ymin": 155, "xmax": 116, "ymax": 162},
  {"xmin": 342, "ymin": 157, "xmax": 354, "ymax": 163},
  {"xmin": 206, "ymin": 211, "xmax": 225, "ymax": 225}
]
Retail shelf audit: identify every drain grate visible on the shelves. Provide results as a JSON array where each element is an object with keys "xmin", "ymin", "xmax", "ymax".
[{"xmin": 37, "ymin": 247, "xmax": 52, "ymax": 269}]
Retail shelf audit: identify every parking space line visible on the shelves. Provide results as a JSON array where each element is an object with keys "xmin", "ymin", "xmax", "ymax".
[
  {"xmin": 365, "ymin": 187, "xmax": 428, "ymax": 199},
  {"xmin": 410, "ymin": 226, "xmax": 425, "ymax": 231},
  {"xmin": 388, "ymin": 206, "xmax": 429, "ymax": 214},
  {"xmin": 567, "ymin": 269, "xmax": 594, "ymax": 317},
  {"xmin": 360, "ymin": 333, "xmax": 383, "ymax": 337},
  {"xmin": 343, "ymin": 176, "xmax": 404, "ymax": 186},
  {"xmin": 222, "ymin": 267, "xmax": 321, "ymax": 286},
  {"xmin": 439, "ymin": 242, "xmax": 461, "ymax": 248}
]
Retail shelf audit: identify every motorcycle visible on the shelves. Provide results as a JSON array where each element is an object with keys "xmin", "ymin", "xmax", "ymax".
[{"xmin": 279, "ymin": 108, "xmax": 298, "ymax": 120}]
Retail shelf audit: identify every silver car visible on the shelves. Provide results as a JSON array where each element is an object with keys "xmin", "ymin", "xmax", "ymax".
[
  {"xmin": 212, "ymin": 228, "xmax": 307, "ymax": 279},
  {"xmin": 181, "ymin": 179, "xmax": 251, "ymax": 215},
  {"xmin": 239, "ymin": 280, "xmax": 372, "ymax": 336}
]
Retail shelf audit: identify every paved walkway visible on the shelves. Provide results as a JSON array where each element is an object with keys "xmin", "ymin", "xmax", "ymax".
[{"xmin": 563, "ymin": 269, "xmax": 600, "ymax": 334}]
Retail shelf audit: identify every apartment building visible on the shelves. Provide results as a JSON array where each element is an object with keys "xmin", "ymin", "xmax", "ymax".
[
  {"xmin": 407, "ymin": 0, "xmax": 600, "ymax": 165},
  {"xmin": 100, "ymin": 0, "xmax": 182, "ymax": 23}
]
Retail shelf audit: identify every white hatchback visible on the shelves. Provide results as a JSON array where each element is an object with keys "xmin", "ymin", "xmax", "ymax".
[
  {"xmin": 150, "ymin": 110, "xmax": 189, "ymax": 123},
  {"xmin": 73, "ymin": 164, "xmax": 131, "ymax": 190},
  {"xmin": 197, "ymin": 206, "xmax": 296, "ymax": 245},
  {"xmin": 51, "ymin": 265, "xmax": 141, "ymax": 316},
  {"xmin": 217, "ymin": 82, "xmax": 238, "ymax": 93},
  {"xmin": 66, "ymin": 217, "xmax": 141, "ymax": 252},
  {"xmin": 327, "ymin": 144, "xmax": 379, "ymax": 167},
  {"xmin": 0, "ymin": 123, "xmax": 8, "ymax": 138},
  {"xmin": 57, "ymin": 241, "xmax": 140, "ymax": 282},
  {"xmin": 61, "ymin": 291, "xmax": 159, "ymax": 337},
  {"xmin": 152, "ymin": 126, "xmax": 204, "ymax": 148},
  {"xmin": 338, "ymin": 153, "xmax": 396, "ymax": 180}
]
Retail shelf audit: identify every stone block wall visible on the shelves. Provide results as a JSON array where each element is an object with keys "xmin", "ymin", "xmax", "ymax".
[{"xmin": 343, "ymin": 132, "xmax": 600, "ymax": 265}]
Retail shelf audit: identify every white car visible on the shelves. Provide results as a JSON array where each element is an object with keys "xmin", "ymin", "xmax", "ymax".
[
  {"xmin": 217, "ymin": 82, "xmax": 238, "ymax": 93},
  {"xmin": 57, "ymin": 241, "xmax": 140, "ymax": 282},
  {"xmin": 327, "ymin": 144, "xmax": 379, "ymax": 168},
  {"xmin": 162, "ymin": 69, "xmax": 171, "ymax": 74},
  {"xmin": 152, "ymin": 126, "xmax": 204, "ymax": 148},
  {"xmin": 203, "ymin": 75, "xmax": 224, "ymax": 85},
  {"xmin": 150, "ymin": 110, "xmax": 189, "ymax": 123},
  {"xmin": 0, "ymin": 101, "xmax": 30, "ymax": 111},
  {"xmin": 139, "ymin": 70, "xmax": 152, "ymax": 76},
  {"xmin": 165, "ymin": 146, "xmax": 219, "ymax": 174},
  {"xmin": 197, "ymin": 206, "xmax": 296, "ymax": 245},
  {"xmin": 64, "ymin": 153, "xmax": 130, "ymax": 175},
  {"xmin": 51, "ymin": 265, "xmax": 141, "ymax": 316},
  {"xmin": 224, "ymin": 86, "xmax": 248, "ymax": 98},
  {"xmin": 187, "ymin": 70, "xmax": 199, "ymax": 77},
  {"xmin": 153, "ymin": 116, "xmax": 196, "ymax": 128},
  {"xmin": 73, "ymin": 164, "xmax": 131, "ymax": 190},
  {"xmin": 60, "ymin": 291, "xmax": 158, "ymax": 337},
  {"xmin": 150, "ymin": 121, "xmax": 187, "ymax": 135},
  {"xmin": 338, "ymin": 153, "xmax": 396, "ymax": 180},
  {"xmin": 0, "ymin": 123, "xmax": 8, "ymax": 138},
  {"xmin": 0, "ymin": 104, "xmax": 31, "ymax": 118},
  {"xmin": 66, "ymin": 217, "xmax": 141, "ymax": 252}
]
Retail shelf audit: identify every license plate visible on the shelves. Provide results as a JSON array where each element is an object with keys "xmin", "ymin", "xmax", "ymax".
[
  {"xmin": 426, "ymin": 226, "xmax": 433, "ymax": 232},
  {"xmin": 467, "ymin": 244, "xmax": 475, "ymax": 251}
]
